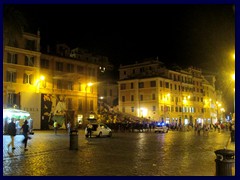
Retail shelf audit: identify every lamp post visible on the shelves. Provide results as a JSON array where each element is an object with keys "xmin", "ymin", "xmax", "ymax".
[{"xmin": 85, "ymin": 82, "xmax": 93, "ymax": 122}]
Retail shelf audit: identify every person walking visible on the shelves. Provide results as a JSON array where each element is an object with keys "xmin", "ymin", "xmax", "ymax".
[
  {"xmin": 67, "ymin": 121, "xmax": 71, "ymax": 135},
  {"xmin": 87, "ymin": 122, "xmax": 93, "ymax": 138},
  {"xmin": 7, "ymin": 118, "xmax": 16, "ymax": 150},
  {"xmin": 53, "ymin": 120, "xmax": 58, "ymax": 135},
  {"xmin": 21, "ymin": 120, "xmax": 30, "ymax": 151}
]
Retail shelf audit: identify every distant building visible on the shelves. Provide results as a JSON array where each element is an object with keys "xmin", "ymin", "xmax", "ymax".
[{"xmin": 118, "ymin": 58, "xmax": 222, "ymax": 125}]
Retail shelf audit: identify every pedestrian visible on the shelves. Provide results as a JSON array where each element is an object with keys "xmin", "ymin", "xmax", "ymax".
[
  {"xmin": 7, "ymin": 118, "xmax": 16, "ymax": 150},
  {"xmin": 87, "ymin": 122, "xmax": 93, "ymax": 138},
  {"xmin": 67, "ymin": 121, "xmax": 71, "ymax": 135},
  {"xmin": 217, "ymin": 124, "xmax": 221, "ymax": 133},
  {"xmin": 197, "ymin": 124, "xmax": 201, "ymax": 135},
  {"xmin": 53, "ymin": 120, "xmax": 58, "ymax": 135},
  {"xmin": 21, "ymin": 120, "xmax": 30, "ymax": 151}
]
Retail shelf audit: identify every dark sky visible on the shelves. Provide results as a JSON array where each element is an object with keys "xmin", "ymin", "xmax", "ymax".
[
  {"xmin": 10, "ymin": 4, "xmax": 235, "ymax": 113},
  {"xmin": 16, "ymin": 4, "xmax": 235, "ymax": 69}
]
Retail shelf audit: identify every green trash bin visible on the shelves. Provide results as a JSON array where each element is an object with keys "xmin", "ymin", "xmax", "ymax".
[
  {"xmin": 215, "ymin": 149, "xmax": 235, "ymax": 176},
  {"xmin": 69, "ymin": 130, "xmax": 78, "ymax": 150}
]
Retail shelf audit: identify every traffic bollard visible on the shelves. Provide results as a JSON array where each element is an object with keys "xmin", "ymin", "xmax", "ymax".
[{"xmin": 69, "ymin": 130, "xmax": 78, "ymax": 150}]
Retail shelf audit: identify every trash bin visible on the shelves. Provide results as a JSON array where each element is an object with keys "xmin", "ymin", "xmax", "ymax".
[
  {"xmin": 231, "ymin": 130, "xmax": 235, "ymax": 142},
  {"xmin": 215, "ymin": 149, "xmax": 235, "ymax": 176},
  {"xmin": 69, "ymin": 130, "xmax": 78, "ymax": 150}
]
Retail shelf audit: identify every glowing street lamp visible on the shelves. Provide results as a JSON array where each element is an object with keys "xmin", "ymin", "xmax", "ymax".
[{"xmin": 35, "ymin": 75, "xmax": 45, "ymax": 93}]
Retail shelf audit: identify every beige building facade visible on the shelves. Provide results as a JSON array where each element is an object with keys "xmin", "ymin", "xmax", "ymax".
[
  {"xmin": 3, "ymin": 31, "xmax": 99, "ymax": 129},
  {"xmin": 118, "ymin": 59, "xmax": 221, "ymax": 126}
]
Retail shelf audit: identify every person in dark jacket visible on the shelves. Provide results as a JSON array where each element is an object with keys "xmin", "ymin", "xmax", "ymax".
[
  {"xmin": 7, "ymin": 118, "xmax": 16, "ymax": 150},
  {"xmin": 21, "ymin": 120, "xmax": 30, "ymax": 151}
]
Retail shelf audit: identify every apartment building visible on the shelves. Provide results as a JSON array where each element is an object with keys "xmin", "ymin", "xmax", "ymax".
[
  {"xmin": 3, "ymin": 32, "xmax": 99, "ymax": 129},
  {"xmin": 40, "ymin": 52, "xmax": 99, "ymax": 129},
  {"xmin": 118, "ymin": 59, "xmax": 220, "ymax": 126},
  {"xmin": 3, "ymin": 30, "xmax": 41, "ymax": 129}
]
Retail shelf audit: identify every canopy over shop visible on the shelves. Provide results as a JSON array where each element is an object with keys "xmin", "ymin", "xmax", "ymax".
[{"xmin": 3, "ymin": 108, "xmax": 33, "ymax": 134}]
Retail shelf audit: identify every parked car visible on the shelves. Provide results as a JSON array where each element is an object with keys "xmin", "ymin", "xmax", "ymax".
[
  {"xmin": 85, "ymin": 123, "xmax": 112, "ymax": 138},
  {"xmin": 154, "ymin": 122, "xmax": 169, "ymax": 133}
]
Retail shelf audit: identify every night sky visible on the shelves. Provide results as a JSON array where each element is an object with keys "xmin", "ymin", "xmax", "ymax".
[
  {"xmin": 15, "ymin": 4, "xmax": 234, "ymax": 67},
  {"xmin": 7, "ymin": 4, "xmax": 235, "ymax": 113}
]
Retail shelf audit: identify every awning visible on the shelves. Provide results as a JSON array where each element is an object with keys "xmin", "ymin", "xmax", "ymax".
[{"xmin": 3, "ymin": 108, "xmax": 31, "ymax": 120}]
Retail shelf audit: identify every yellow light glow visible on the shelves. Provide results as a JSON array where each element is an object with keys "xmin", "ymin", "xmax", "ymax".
[
  {"xmin": 138, "ymin": 107, "xmax": 148, "ymax": 117},
  {"xmin": 87, "ymin": 82, "xmax": 93, "ymax": 87},
  {"xmin": 40, "ymin": 75, "xmax": 45, "ymax": 81},
  {"xmin": 232, "ymin": 74, "xmax": 235, "ymax": 81}
]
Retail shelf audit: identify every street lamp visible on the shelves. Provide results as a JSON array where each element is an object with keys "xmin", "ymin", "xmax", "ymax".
[
  {"xmin": 85, "ymin": 82, "xmax": 93, "ymax": 121},
  {"xmin": 36, "ymin": 75, "xmax": 45, "ymax": 93}
]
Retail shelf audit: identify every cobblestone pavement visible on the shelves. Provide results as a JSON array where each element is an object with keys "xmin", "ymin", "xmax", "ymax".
[{"xmin": 3, "ymin": 129, "xmax": 236, "ymax": 176}]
